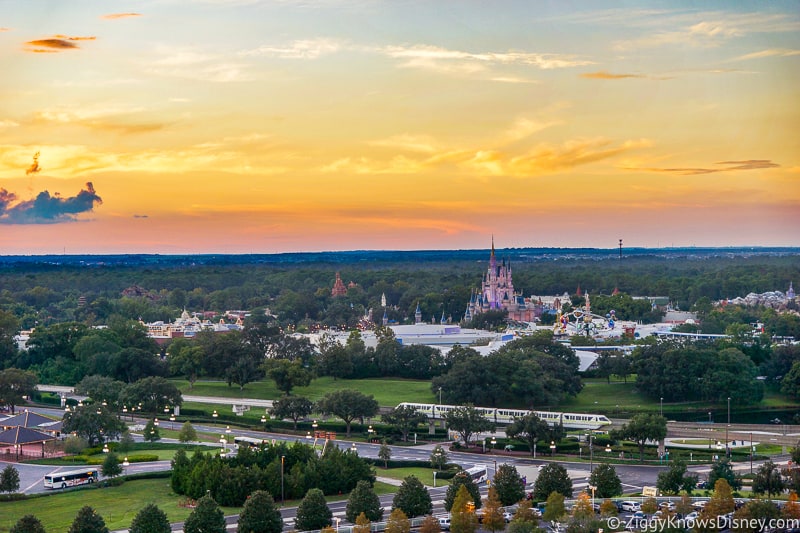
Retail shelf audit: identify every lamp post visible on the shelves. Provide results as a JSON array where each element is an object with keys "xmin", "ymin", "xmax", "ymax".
[
  {"xmin": 588, "ymin": 484, "xmax": 597, "ymax": 508},
  {"xmin": 368, "ymin": 425, "xmax": 374, "ymax": 442},
  {"xmin": 351, "ymin": 442, "xmax": 358, "ymax": 454},
  {"xmin": 588, "ymin": 433, "xmax": 594, "ymax": 472},
  {"xmin": 169, "ymin": 414, "xmax": 176, "ymax": 430},
  {"xmin": 281, "ymin": 455, "xmax": 285, "ymax": 506},
  {"xmin": 726, "ymin": 397, "xmax": 731, "ymax": 457},
  {"xmin": 102, "ymin": 443, "xmax": 109, "ymax": 453},
  {"xmin": 550, "ymin": 440, "xmax": 556, "ymax": 457},
  {"xmin": 220, "ymin": 435, "xmax": 227, "ymax": 454},
  {"xmin": 491, "ymin": 436, "xmax": 496, "ymax": 451},
  {"xmin": 433, "ymin": 470, "xmax": 438, "ymax": 487},
  {"xmin": 212, "ymin": 410, "xmax": 218, "ymax": 419},
  {"xmin": 750, "ymin": 432, "xmax": 754, "ymax": 474},
  {"xmin": 533, "ymin": 442, "xmax": 537, "ymax": 459}
]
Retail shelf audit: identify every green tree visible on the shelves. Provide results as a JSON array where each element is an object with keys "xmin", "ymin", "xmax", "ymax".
[
  {"xmin": 588, "ymin": 463, "xmax": 622, "ymax": 498},
  {"xmin": 444, "ymin": 472, "xmax": 482, "ymax": 511},
  {"xmin": 378, "ymin": 440, "xmax": 392, "ymax": 468},
  {"xmin": 168, "ymin": 344, "xmax": 204, "ymax": 390},
  {"xmin": 10, "ymin": 515, "xmax": 46, "ymax": 533},
  {"xmin": 708, "ymin": 458, "xmax": 742, "ymax": 491},
  {"xmin": 62, "ymin": 405, "xmax": 127, "ymax": 447},
  {"xmin": 506, "ymin": 412, "xmax": 550, "ymax": 457},
  {"xmin": 0, "ymin": 368, "xmax": 37, "ymax": 415},
  {"xmin": 74, "ymin": 375, "xmax": 126, "ymax": 410},
  {"xmin": 0, "ymin": 464, "xmax": 21, "ymax": 494},
  {"xmin": 385, "ymin": 508, "xmax": 411, "ymax": 533},
  {"xmin": 143, "ymin": 418, "xmax": 161, "ymax": 442},
  {"xmin": 533, "ymin": 464, "xmax": 572, "ymax": 501},
  {"xmin": 316, "ymin": 389, "xmax": 379, "ymax": 437},
  {"xmin": 269, "ymin": 396, "xmax": 313, "ymax": 430},
  {"xmin": 296, "ymin": 488, "xmax": 333, "ymax": 531},
  {"xmin": 264, "ymin": 358, "xmax": 312, "ymax": 395},
  {"xmin": 481, "ymin": 486, "xmax": 506, "ymax": 533},
  {"xmin": 542, "ymin": 492, "xmax": 566, "ymax": 523},
  {"xmin": 443, "ymin": 405, "xmax": 493, "ymax": 446},
  {"xmin": 392, "ymin": 475, "xmax": 432, "ymax": 518},
  {"xmin": 122, "ymin": 376, "xmax": 182, "ymax": 414},
  {"xmin": 117, "ymin": 430, "xmax": 135, "ymax": 453},
  {"xmin": 179, "ymin": 421, "xmax": 198, "ymax": 442},
  {"xmin": 129, "ymin": 504, "xmax": 171, "ymax": 533},
  {"xmin": 68, "ymin": 506, "xmax": 109, "ymax": 533},
  {"xmin": 450, "ymin": 485, "xmax": 478, "ymax": 533},
  {"xmin": 752, "ymin": 460, "xmax": 785, "ymax": 499},
  {"xmin": 63, "ymin": 435, "xmax": 89, "ymax": 456},
  {"xmin": 101, "ymin": 452, "xmax": 122, "ymax": 480},
  {"xmin": 184, "ymin": 494, "xmax": 226, "ymax": 533},
  {"xmin": 346, "ymin": 480, "xmax": 384, "ymax": 523},
  {"xmin": 493, "ymin": 463, "xmax": 525, "ymax": 506},
  {"xmin": 381, "ymin": 404, "xmax": 427, "ymax": 442},
  {"xmin": 612, "ymin": 413, "xmax": 667, "ymax": 462},
  {"xmin": 656, "ymin": 460, "xmax": 698, "ymax": 495},
  {"xmin": 237, "ymin": 490, "xmax": 282, "ymax": 533},
  {"xmin": 430, "ymin": 445, "xmax": 448, "ymax": 470}
]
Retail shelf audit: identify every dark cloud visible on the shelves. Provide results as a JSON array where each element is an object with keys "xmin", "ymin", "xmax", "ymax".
[
  {"xmin": 635, "ymin": 159, "xmax": 780, "ymax": 175},
  {"xmin": 26, "ymin": 152, "xmax": 41, "ymax": 175},
  {"xmin": 0, "ymin": 182, "xmax": 102, "ymax": 224},
  {"xmin": 24, "ymin": 35, "xmax": 95, "ymax": 53}
]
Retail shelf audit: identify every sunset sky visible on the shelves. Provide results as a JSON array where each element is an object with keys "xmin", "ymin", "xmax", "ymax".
[{"xmin": 1, "ymin": 1, "xmax": 798, "ymax": 254}]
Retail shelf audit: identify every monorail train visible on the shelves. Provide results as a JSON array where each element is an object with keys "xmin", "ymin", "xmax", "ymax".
[{"xmin": 396, "ymin": 402, "xmax": 612, "ymax": 430}]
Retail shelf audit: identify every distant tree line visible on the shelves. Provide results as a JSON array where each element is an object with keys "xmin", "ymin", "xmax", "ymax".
[{"xmin": 1, "ymin": 254, "xmax": 796, "ymax": 332}]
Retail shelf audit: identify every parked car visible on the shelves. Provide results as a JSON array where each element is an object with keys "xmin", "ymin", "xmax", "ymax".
[
  {"xmin": 503, "ymin": 511, "xmax": 514, "ymax": 523},
  {"xmin": 438, "ymin": 516, "xmax": 451, "ymax": 531},
  {"xmin": 660, "ymin": 501, "xmax": 676, "ymax": 511},
  {"xmin": 620, "ymin": 501, "xmax": 641, "ymax": 512}
]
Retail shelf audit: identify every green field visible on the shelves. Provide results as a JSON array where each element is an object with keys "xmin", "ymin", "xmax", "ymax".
[
  {"xmin": 174, "ymin": 376, "xmax": 799, "ymax": 424},
  {"xmin": 177, "ymin": 376, "xmax": 436, "ymax": 406},
  {"xmin": 375, "ymin": 466, "xmax": 451, "ymax": 487},
  {"xmin": 0, "ymin": 478, "xmax": 398, "ymax": 532}
]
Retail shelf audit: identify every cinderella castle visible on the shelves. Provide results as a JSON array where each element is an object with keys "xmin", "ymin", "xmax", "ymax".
[{"xmin": 464, "ymin": 239, "xmax": 537, "ymax": 323}]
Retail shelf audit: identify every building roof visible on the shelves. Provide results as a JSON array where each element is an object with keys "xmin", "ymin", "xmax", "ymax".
[
  {"xmin": 0, "ymin": 410, "xmax": 58, "ymax": 429},
  {"xmin": 0, "ymin": 426, "xmax": 55, "ymax": 445}
]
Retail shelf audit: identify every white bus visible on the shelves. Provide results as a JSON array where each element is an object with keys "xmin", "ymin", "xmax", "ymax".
[
  {"xmin": 464, "ymin": 466, "xmax": 488, "ymax": 483},
  {"xmin": 44, "ymin": 468, "xmax": 98, "ymax": 489}
]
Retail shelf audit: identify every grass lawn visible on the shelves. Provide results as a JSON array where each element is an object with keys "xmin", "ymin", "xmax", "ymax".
[
  {"xmin": 374, "ymin": 466, "xmax": 451, "ymax": 487},
  {"xmin": 0, "ymin": 478, "xmax": 238, "ymax": 533},
  {"xmin": 177, "ymin": 377, "xmax": 436, "ymax": 406},
  {"xmin": 0, "ymin": 478, "xmax": 400, "ymax": 532}
]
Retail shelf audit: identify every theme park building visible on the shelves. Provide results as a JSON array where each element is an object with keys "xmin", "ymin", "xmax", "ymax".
[{"xmin": 465, "ymin": 240, "xmax": 537, "ymax": 323}]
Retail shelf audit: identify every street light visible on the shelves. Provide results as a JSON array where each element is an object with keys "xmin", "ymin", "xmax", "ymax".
[
  {"xmin": 588, "ymin": 484, "xmax": 597, "ymax": 508},
  {"xmin": 433, "ymin": 470, "xmax": 438, "ymax": 487},
  {"xmin": 727, "ymin": 397, "xmax": 731, "ymax": 456},
  {"xmin": 550, "ymin": 440, "xmax": 556, "ymax": 457},
  {"xmin": 350, "ymin": 442, "xmax": 358, "ymax": 454},
  {"xmin": 368, "ymin": 425, "xmax": 374, "ymax": 442},
  {"xmin": 750, "ymin": 432, "xmax": 755, "ymax": 474},
  {"xmin": 212, "ymin": 410, "xmax": 218, "ymax": 418},
  {"xmin": 260, "ymin": 414, "xmax": 267, "ymax": 424},
  {"xmin": 102, "ymin": 443, "xmax": 109, "ymax": 453},
  {"xmin": 491, "ymin": 436, "xmax": 496, "ymax": 451},
  {"xmin": 660, "ymin": 397, "xmax": 663, "ymax": 417},
  {"xmin": 281, "ymin": 455, "xmax": 285, "ymax": 506},
  {"xmin": 587, "ymin": 433, "xmax": 594, "ymax": 472}
]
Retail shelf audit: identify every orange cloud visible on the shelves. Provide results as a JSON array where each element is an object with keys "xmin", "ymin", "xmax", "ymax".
[
  {"xmin": 101, "ymin": 13, "xmax": 142, "ymax": 20},
  {"xmin": 24, "ymin": 35, "xmax": 95, "ymax": 53},
  {"xmin": 580, "ymin": 71, "xmax": 644, "ymax": 79}
]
